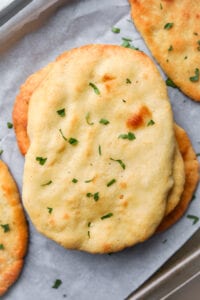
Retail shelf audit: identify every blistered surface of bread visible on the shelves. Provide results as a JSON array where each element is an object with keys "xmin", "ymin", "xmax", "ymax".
[
  {"xmin": 158, "ymin": 125, "xmax": 199, "ymax": 232},
  {"xmin": 129, "ymin": 0, "xmax": 200, "ymax": 101},
  {"xmin": 23, "ymin": 45, "xmax": 175, "ymax": 253},
  {"xmin": 0, "ymin": 160, "xmax": 28, "ymax": 296}
]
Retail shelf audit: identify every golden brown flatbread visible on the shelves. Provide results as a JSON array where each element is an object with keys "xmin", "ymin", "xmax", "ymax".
[
  {"xmin": 0, "ymin": 160, "xmax": 28, "ymax": 296},
  {"xmin": 21, "ymin": 45, "xmax": 176, "ymax": 253},
  {"xmin": 129, "ymin": 0, "xmax": 200, "ymax": 101},
  {"xmin": 157, "ymin": 125, "xmax": 199, "ymax": 232}
]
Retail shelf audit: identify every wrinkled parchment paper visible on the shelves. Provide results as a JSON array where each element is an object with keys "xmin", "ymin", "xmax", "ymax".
[{"xmin": 0, "ymin": 1, "xmax": 199, "ymax": 299}]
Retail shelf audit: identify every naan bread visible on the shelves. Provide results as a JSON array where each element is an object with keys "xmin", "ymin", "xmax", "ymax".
[
  {"xmin": 22, "ymin": 45, "xmax": 175, "ymax": 253},
  {"xmin": 129, "ymin": 0, "xmax": 200, "ymax": 101},
  {"xmin": 158, "ymin": 125, "xmax": 199, "ymax": 232},
  {"xmin": 0, "ymin": 161, "xmax": 28, "ymax": 296}
]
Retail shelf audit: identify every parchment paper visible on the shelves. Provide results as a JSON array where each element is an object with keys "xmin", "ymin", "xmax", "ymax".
[{"xmin": 0, "ymin": 1, "xmax": 199, "ymax": 299}]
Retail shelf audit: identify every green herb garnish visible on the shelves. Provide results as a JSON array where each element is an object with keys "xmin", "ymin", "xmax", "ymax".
[
  {"xmin": 93, "ymin": 192, "xmax": 99, "ymax": 202},
  {"xmin": 7, "ymin": 122, "xmax": 13, "ymax": 129},
  {"xmin": 0, "ymin": 150, "xmax": 3, "ymax": 156},
  {"xmin": 85, "ymin": 112, "xmax": 94, "ymax": 125},
  {"xmin": 72, "ymin": 178, "xmax": 78, "ymax": 183},
  {"xmin": 147, "ymin": 120, "xmax": 155, "ymax": 126},
  {"xmin": 166, "ymin": 78, "xmax": 177, "ymax": 88},
  {"xmin": 99, "ymin": 118, "xmax": 110, "ymax": 125},
  {"xmin": 122, "ymin": 37, "xmax": 132, "ymax": 42},
  {"xmin": 196, "ymin": 153, "xmax": 200, "ymax": 156},
  {"xmin": 52, "ymin": 279, "xmax": 62, "ymax": 289},
  {"xmin": 160, "ymin": 3, "xmax": 163, "ymax": 9},
  {"xmin": 187, "ymin": 214, "xmax": 199, "ymax": 225},
  {"xmin": 98, "ymin": 145, "xmax": 102, "ymax": 156},
  {"xmin": 126, "ymin": 78, "xmax": 132, "ymax": 84},
  {"xmin": 85, "ymin": 178, "xmax": 94, "ymax": 183},
  {"xmin": 89, "ymin": 82, "xmax": 100, "ymax": 95},
  {"xmin": 110, "ymin": 158, "xmax": 126, "ymax": 170},
  {"xmin": 59, "ymin": 128, "xmax": 67, "ymax": 141},
  {"xmin": 57, "ymin": 108, "xmax": 65, "ymax": 117},
  {"xmin": 189, "ymin": 68, "xmax": 200, "ymax": 82},
  {"xmin": 118, "ymin": 132, "xmax": 135, "ymax": 140},
  {"xmin": 112, "ymin": 27, "xmax": 120, "ymax": 33},
  {"xmin": 164, "ymin": 22, "xmax": 174, "ymax": 30},
  {"xmin": 88, "ymin": 231, "xmax": 90, "ymax": 238},
  {"xmin": 68, "ymin": 137, "xmax": 78, "ymax": 145},
  {"xmin": 184, "ymin": 56, "xmax": 188, "ymax": 60},
  {"xmin": 86, "ymin": 192, "xmax": 99, "ymax": 201},
  {"xmin": 101, "ymin": 213, "xmax": 113, "ymax": 220},
  {"xmin": 47, "ymin": 207, "xmax": 53, "ymax": 214},
  {"xmin": 0, "ymin": 244, "xmax": 4, "ymax": 250},
  {"xmin": 36, "ymin": 157, "xmax": 47, "ymax": 165},
  {"xmin": 168, "ymin": 45, "xmax": 173, "ymax": 51},
  {"xmin": 191, "ymin": 195, "xmax": 196, "ymax": 201},
  {"xmin": 1, "ymin": 224, "xmax": 10, "ymax": 233},
  {"xmin": 41, "ymin": 180, "xmax": 52, "ymax": 186},
  {"xmin": 107, "ymin": 179, "xmax": 116, "ymax": 187},
  {"xmin": 88, "ymin": 222, "xmax": 91, "ymax": 227}
]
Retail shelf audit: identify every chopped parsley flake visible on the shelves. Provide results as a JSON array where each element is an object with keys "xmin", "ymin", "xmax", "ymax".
[
  {"xmin": 99, "ymin": 118, "xmax": 110, "ymax": 125},
  {"xmin": 47, "ymin": 207, "xmax": 53, "ymax": 214},
  {"xmin": 0, "ymin": 150, "xmax": 3, "ymax": 156},
  {"xmin": 68, "ymin": 137, "xmax": 78, "ymax": 145},
  {"xmin": 118, "ymin": 132, "xmax": 136, "ymax": 140},
  {"xmin": 196, "ymin": 153, "xmax": 200, "ymax": 156},
  {"xmin": 1, "ymin": 224, "xmax": 10, "ymax": 233},
  {"xmin": 41, "ymin": 180, "xmax": 52, "ymax": 186},
  {"xmin": 101, "ymin": 213, "xmax": 113, "ymax": 220},
  {"xmin": 88, "ymin": 231, "xmax": 90, "ymax": 238},
  {"xmin": 122, "ymin": 37, "xmax": 132, "ymax": 42},
  {"xmin": 187, "ymin": 214, "xmax": 199, "ymax": 225},
  {"xmin": 122, "ymin": 99, "xmax": 126, "ymax": 103},
  {"xmin": 0, "ymin": 244, "xmax": 4, "ymax": 250},
  {"xmin": 86, "ymin": 192, "xmax": 99, "ymax": 201},
  {"xmin": 88, "ymin": 222, "xmax": 91, "ymax": 227},
  {"xmin": 107, "ymin": 179, "xmax": 116, "ymax": 187},
  {"xmin": 166, "ymin": 78, "xmax": 177, "ymax": 88},
  {"xmin": 89, "ymin": 82, "xmax": 100, "ymax": 95},
  {"xmin": 72, "ymin": 178, "xmax": 78, "ymax": 183},
  {"xmin": 184, "ymin": 56, "xmax": 188, "ymax": 60},
  {"xmin": 191, "ymin": 195, "xmax": 196, "ymax": 201},
  {"xmin": 189, "ymin": 68, "xmax": 199, "ymax": 82},
  {"xmin": 126, "ymin": 78, "xmax": 132, "ymax": 84},
  {"xmin": 160, "ymin": 3, "xmax": 163, "ymax": 9},
  {"xmin": 7, "ymin": 122, "xmax": 13, "ymax": 129},
  {"xmin": 98, "ymin": 145, "xmax": 102, "ymax": 156},
  {"xmin": 85, "ymin": 112, "xmax": 94, "ymax": 125},
  {"xmin": 110, "ymin": 158, "xmax": 126, "ymax": 170},
  {"xmin": 147, "ymin": 120, "xmax": 155, "ymax": 126},
  {"xmin": 52, "ymin": 279, "xmax": 62, "ymax": 289},
  {"xmin": 93, "ymin": 192, "xmax": 99, "ymax": 201},
  {"xmin": 36, "ymin": 157, "xmax": 47, "ymax": 165},
  {"xmin": 85, "ymin": 178, "xmax": 94, "ymax": 183},
  {"xmin": 168, "ymin": 45, "xmax": 173, "ymax": 51},
  {"xmin": 112, "ymin": 27, "xmax": 120, "ymax": 33},
  {"xmin": 59, "ymin": 128, "xmax": 67, "ymax": 141},
  {"xmin": 164, "ymin": 22, "xmax": 174, "ymax": 30},
  {"xmin": 57, "ymin": 108, "xmax": 65, "ymax": 117},
  {"xmin": 121, "ymin": 40, "xmax": 139, "ymax": 50}
]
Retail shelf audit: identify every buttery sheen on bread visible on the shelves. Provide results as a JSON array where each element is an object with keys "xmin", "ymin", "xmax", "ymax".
[
  {"xmin": 129, "ymin": 0, "xmax": 200, "ymax": 101},
  {"xmin": 21, "ymin": 45, "xmax": 178, "ymax": 253}
]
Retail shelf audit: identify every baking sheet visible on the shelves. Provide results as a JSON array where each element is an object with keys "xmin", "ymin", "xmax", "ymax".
[{"xmin": 0, "ymin": 0, "xmax": 199, "ymax": 299}]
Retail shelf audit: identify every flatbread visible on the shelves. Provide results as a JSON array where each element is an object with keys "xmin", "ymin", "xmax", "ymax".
[
  {"xmin": 22, "ymin": 45, "xmax": 175, "ymax": 253},
  {"xmin": 157, "ymin": 125, "xmax": 199, "ymax": 232},
  {"xmin": 0, "ymin": 160, "xmax": 28, "ymax": 296},
  {"xmin": 129, "ymin": 0, "xmax": 200, "ymax": 101},
  {"xmin": 13, "ymin": 50, "xmax": 185, "ymax": 220}
]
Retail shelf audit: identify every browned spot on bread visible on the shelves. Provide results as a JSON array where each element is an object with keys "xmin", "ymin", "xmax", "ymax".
[
  {"xmin": 119, "ymin": 194, "xmax": 124, "ymax": 199},
  {"xmin": 126, "ymin": 105, "xmax": 152, "ymax": 130},
  {"xmin": 63, "ymin": 213, "xmax": 70, "ymax": 220},
  {"xmin": 120, "ymin": 182, "xmax": 127, "ymax": 189},
  {"xmin": 103, "ymin": 243, "xmax": 112, "ymax": 252},
  {"xmin": 122, "ymin": 200, "xmax": 128, "ymax": 208},
  {"xmin": 102, "ymin": 74, "xmax": 116, "ymax": 82}
]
